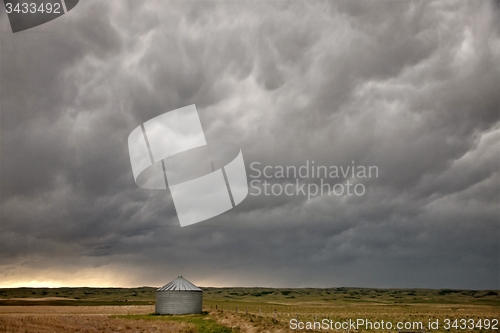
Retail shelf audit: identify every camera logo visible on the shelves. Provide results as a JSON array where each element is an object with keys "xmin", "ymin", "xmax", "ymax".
[
  {"xmin": 3, "ymin": 0, "xmax": 79, "ymax": 33},
  {"xmin": 128, "ymin": 105, "xmax": 248, "ymax": 227}
]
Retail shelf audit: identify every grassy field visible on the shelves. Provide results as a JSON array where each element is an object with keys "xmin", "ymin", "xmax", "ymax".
[{"xmin": 0, "ymin": 287, "xmax": 498, "ymax": 332}]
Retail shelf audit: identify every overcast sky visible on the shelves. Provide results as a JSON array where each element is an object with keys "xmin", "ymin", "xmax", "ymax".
[{"xmin": 0, "ymin": 0, "xmax": 499, "ymax": 290}]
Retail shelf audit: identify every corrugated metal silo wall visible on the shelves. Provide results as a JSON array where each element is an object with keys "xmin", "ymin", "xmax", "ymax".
[{"xmin": 155, "ymin": 291, "xmax": 203, "ymax": 314}]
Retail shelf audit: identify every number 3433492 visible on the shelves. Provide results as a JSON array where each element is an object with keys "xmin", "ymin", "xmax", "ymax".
[{"xmin": 5, "ymin": 2, "xmax": 62, "ymax": 14}]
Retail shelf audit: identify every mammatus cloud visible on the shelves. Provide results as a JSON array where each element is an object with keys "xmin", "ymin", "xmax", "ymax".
[{"xmin": 0, "ymin": 0, "xmax": 498, "ymax": 288}]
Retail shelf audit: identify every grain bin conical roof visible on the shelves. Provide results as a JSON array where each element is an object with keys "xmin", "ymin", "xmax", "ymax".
[{"xmin": 157, "ymin": 276, "xmax": 202, "ymax": 292}]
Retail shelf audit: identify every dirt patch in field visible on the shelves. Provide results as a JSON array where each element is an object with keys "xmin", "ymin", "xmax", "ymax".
[
  {"xmin": 0, "ymin": 306, "xmax": 191, "ymax": 333},
  {"xmin": 0, "ymin": 306, "xmax": 297, "ymax": 333},
  {"xmin": 8, "ymin": 297, "xmax": 78, "ymax": 301},
  {"xmin": 0, "ymin": 314, "xmax": 188, "ymax": 333},
  {"xmin": 0, "ymin": 305, "xmax": 154, "ymax": 315}
]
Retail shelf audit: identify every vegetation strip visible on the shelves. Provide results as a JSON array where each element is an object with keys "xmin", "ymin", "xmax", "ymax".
[{"xmin": 113, "ymin": 313, "xmax": 233, "ymax": 333}]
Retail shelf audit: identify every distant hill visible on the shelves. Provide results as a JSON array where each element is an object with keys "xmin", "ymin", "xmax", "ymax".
[{"xmin": 0, "ymin": 287, "xmax": 498, "ymax": 306}]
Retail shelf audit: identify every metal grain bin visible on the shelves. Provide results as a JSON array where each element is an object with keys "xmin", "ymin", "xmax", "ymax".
[{"xmin": 155, "ymin": 276, "xmax": 203, "ymax": 314}]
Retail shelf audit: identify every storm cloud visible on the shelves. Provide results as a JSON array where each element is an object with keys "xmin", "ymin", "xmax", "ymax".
[{"xmin": 0, "ymin": 0, "xmax": 498, "ymax": 289}]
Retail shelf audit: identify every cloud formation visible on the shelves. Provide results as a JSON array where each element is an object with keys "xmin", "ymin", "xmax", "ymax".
[{"xmin": 0, "ymin": 0, "xmax": 499, "ymax": 289}]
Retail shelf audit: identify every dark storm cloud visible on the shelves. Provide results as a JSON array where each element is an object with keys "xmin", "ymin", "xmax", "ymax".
[{"xmin": 0, "ymin": 0, "xmax": 498, "ymax": 288}]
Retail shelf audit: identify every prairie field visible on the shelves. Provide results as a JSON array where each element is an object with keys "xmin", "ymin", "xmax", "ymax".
[{"xmin": 0, "ymin": 287, "xmax": 498, "ymax": 332}]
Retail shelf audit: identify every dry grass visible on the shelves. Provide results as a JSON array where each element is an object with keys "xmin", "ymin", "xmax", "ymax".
[
  {"xmin": 210, "ymin": 310, "xmax": 291, "ymax": 333},
  {"xmin": 205, "ymin": 303, "xmax": 499, "ymax": 333},
  {"xmin": 0, "ymin": 288, "xmax": 498, "ymax": 332},
  {"xmin": 0, "ymin": 304, "xmax": 498, "ymax": 333}
]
